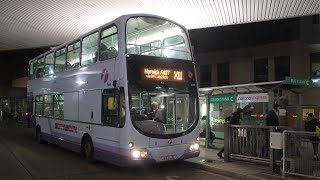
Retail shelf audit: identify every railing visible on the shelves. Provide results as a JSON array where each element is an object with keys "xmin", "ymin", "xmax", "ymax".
[
  {"xmin": 224, "ymin": 124, "xmax": 290, "ymax": 171},
  {"xmin": 282, "ymin": 130, "xmax": 320, "ymax": 179}
]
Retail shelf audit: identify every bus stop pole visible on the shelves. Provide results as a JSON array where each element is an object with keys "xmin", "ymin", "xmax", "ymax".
[{"xmin": 233, "ymin": 87, "xmax": 237, "ymax": 112}]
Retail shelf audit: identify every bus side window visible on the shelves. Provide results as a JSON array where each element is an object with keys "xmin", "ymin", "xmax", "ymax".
[
  {"xmin": 82, "ymin": 32, "xmax": 98, "ymax": 66},
  {"xmin": 66, "ymin": 42, "xmax": 80, "ymax": 70},
  {"xmin": 35, "ymin": 95, "xmax": 44, "ymax": 116},
  {"xmin": 36, "ymin": 57, "xmax": 45, "ymax": 78},
  {"xmin": 100, "ymin": 26, "xmax": 118, "ymax": 61},
  {"xmin": 55, "ymin": 48, "xmax": 67, "ymax": 73},
  {"xmin": 45, "ymin": 53, "xmax": 54, "ymax": 76},
  {"xmin": 102, "ymin": 88, "xmax": 125, "ymax": 128}
]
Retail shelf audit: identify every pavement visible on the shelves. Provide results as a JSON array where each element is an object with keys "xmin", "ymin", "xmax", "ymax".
[
  {"xmin": 185, "ymin": 147, "xmax": 288, "ymax": 180},
  {"xmin": 0, "ymin": 120, "xmax": 288, "ymax": 180}
]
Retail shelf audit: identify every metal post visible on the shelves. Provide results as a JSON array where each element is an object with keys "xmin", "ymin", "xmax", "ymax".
[
  {"xmin": 282, "ymin": 131, "xmax": 286, "ymax": 178},
  {"xmin": 224, "ymin": 122, "xmax": 230, "ymax": 162},
  {"xmin": 277, "ymin": 88, "xmax": 280, "ymax": 117},
  {"xmin": 270, "ymin": 127, "xmax": 275, "ymax": 172},
  {"xmin": 205, "ymin": 90, "xmax": 214, "ymax": 148},
  {"xmin": 296, "ymin": 93, "xmax": 302, "ymax": 130},
  {"xmin": 205, "ymin": 94, "xmax": 210, "ymax": 148}
]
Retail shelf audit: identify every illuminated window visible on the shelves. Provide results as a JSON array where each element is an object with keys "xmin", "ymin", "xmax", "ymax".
[
  {"xmin": 53, "ymin": 94, "xmax": 64, "ymax": 119},
  {"xmin": 126, "ymin": 16, "xmax": 192, "ymax": 60},
  {"xmin": 55, "ymin": 48, "xmax": 66, "ymax": 73},
  {"xmin": 100, "ymin": 26, "xmax": 118, "ymax": 60},
  {"xmin": 45, "ymin": 53, "xmax": 54, "ymax": 76},
  {"xmin": 66, "ymin": 42, "xmax": 80, "ymax": 70},
  {"xmin": 35, "ymin": 96, "xmax": 44, "ymax": 116},
  {"xmin": 82, "ymin": 32, "xmax": 98, "ymax": 66},
  {"xmin": 43, "ymin": 95, "xmax": 53, "ymax": 117},
  {"xmin": 36, "ymin": 57, "xmax": 45, "ymax": 78}
]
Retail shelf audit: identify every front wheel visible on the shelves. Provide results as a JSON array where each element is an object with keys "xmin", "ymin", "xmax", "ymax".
[{"xmin": 82, "ymin": 136, "xmax": 94, "ymax": 162}]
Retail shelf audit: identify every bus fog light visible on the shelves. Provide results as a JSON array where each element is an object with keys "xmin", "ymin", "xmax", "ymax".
[
  {"xmin": 140, "ymin": 149, "xmax": 148, "ymax": 158},
  {"xmin": 129, "ymin": 142, "xmax": 134, "ymax": 148},
  {"xmin": 194, "ymin": 143, "xmax": 199, "ymax": 150},
  {"xmin": 132, "ymin": 150, "xmax": 141, "ymax": 159}
]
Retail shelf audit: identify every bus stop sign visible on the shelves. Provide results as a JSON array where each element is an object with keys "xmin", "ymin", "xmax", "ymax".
[
  {"xmin": 285, "ymin": 76, "xmax": 313, "ymax": 87},
  {"xmin": 210, "ymin": 95, "xmax": 236, "ymax": 104}
]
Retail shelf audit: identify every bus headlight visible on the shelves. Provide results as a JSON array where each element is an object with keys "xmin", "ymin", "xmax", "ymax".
[
  {"xmin": 189, "ymin": 145, "xmax": 194, "ymax": 151},
  {"xmin": 132, "ymin": 150, "xmax": 141, "ymax": 159},
  {"xmin": 193, "ymin": 143, "xmax": 199, "ymax": 151},
  {"xmin": 189, "ymin": 143, "xmax": 200, "ymax": 151},
  {"xmin": 131, "ymin": 149, "xmax": 148, "ymax": 159}
]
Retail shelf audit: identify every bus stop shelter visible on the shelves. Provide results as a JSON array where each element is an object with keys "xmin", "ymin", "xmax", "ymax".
[{"xmin": 199, "ymin": 77, "xmax": 314, "ymax": 148}]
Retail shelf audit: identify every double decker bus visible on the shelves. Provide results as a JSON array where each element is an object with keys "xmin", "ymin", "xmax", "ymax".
[{"xmin": 28, "ymin": 14, "xmax": 200, "ymax": 166}]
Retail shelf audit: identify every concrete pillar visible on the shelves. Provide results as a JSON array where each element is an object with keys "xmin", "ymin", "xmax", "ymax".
[
  {"xmin": 233, "ymin": 88, "xmax": 237, "ymax": 112},
  {"xmin": 268, "ymin": 91, "xmax": 275, "ymax": 111}
]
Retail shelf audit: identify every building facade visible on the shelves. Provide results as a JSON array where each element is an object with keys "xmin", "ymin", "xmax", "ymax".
[{"xmin": 193, "ymin": 15, "xmax": 320, "ymax": 132}]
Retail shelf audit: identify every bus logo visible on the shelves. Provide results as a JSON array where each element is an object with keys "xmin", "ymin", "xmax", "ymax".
[
  {"xmin": 168, "ymin": 139, "xmax": 172, "ymax": 144},
  {"xmin": 101, "ymin": 68, "xmax": 109, "ymax": 83}
]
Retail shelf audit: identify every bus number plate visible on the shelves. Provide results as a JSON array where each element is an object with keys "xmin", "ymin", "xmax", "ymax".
[{"xmin": 161, "ymin": 155, "xmax": 176, "ymax": 161}]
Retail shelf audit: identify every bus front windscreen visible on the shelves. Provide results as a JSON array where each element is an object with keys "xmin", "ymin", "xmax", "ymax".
[
  {"xmin": 126, "ymin": 16, "xmax": 192, "ymax": 60},
  {"xmin": 129, "ymin": 84, "xmax": 197, "ymax": 137}
]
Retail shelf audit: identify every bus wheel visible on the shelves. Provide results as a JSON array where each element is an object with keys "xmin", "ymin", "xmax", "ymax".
[
  {"xmin": 36, "ymin": 126, "xmax": 43, "ymax": 144},
  {"xmin": 82, "ymin": 136, "xmax": 94, "ymax": 162}
]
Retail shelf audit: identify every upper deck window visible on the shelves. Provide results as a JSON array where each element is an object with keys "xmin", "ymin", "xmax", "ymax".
[
  {"xmin": 126, "ymin": 17, "xmax": 192, "ymax": 60},
  {"xmin": 82, "ymin": 32, "xmax": 98, "ymax": 66},
  {"xmin": 55, "ymin": 48, "xmax": 66, "ymax": 73},
  {"xmin": 67, "ymin": 42, "xmax": 80, "ymax": 70},
  {"xmin": 100, "ymin": 26, "xmax": 118, "ymax": 60},
  {"xmin": 36, "ymin": 57, "xmax": 45, "ymax": 78},
  {"xmin": 45, "ymin": 53, "xmax": 54, "ymax": 76}
]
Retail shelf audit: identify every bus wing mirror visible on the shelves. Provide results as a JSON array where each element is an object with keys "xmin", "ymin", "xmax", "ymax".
[{"xmin": 113, "ymin": 80, "xmax": 117, "ymax": 88}]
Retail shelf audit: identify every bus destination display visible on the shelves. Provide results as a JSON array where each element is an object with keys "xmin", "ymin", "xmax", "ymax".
[{"xmin": 143, "ymin": 68, "xmax": 183, "ymax": 81}]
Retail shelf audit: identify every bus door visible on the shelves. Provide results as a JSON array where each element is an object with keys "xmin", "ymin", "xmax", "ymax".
[
  {"xmin": 166, "ymin": 94, "xmax": 190, "ymax": 135},
  {"xmin": 99, "ymin": 88, "xmax": 125, "ymax": 154}
]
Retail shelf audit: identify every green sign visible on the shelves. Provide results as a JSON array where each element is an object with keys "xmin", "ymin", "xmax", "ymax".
[
  {"xmin": 285, "ymin": 76, "xmax": 313, "ymax": 87},
  {"xmin": 210, "ymin": 95, "xmax": 235, "ymax": 104}
]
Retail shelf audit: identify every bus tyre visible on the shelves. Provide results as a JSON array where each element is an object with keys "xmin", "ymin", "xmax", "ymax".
[
  {"xmin": 36, "ymin": 126, "xmax": 43, "ymax": 144},
  {"xmin": 82, "ymin": 136, "xmax": 95, "ymax": 162}
]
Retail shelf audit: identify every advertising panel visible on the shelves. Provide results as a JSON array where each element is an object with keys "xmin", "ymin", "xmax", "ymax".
[{"xmin": 237, "ymin": 93, "xmax": 269, "ymax": 103}]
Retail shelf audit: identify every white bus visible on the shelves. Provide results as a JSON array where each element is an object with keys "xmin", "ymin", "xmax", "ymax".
[{"xmin": 28, "ymin": 14, "xmax": 200, "ymax": 166}]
